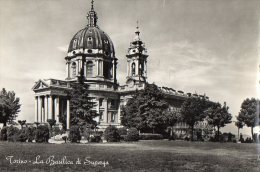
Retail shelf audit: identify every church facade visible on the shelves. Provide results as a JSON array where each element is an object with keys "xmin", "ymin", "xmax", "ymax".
[{"xmin": 32, "ymin": 1, "xmax": 209, "ymax": 132}]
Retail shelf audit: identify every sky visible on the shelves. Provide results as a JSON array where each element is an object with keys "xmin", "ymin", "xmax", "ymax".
[{"xmin": 0, "ymin": 0, "xmax": 259, "ymax": 135}]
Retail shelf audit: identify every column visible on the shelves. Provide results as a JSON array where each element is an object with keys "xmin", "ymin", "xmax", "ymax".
[
  {"xmin": 100, "ymin": 60, "xmax": 103, "ymax": 76},
  {"xmin": 84, "ymin": 61, "xmax": 87, "ymax": 77},
  {"xmin": 76, "ymin": 61, "xmax": 79, "ymax": 76},
  {"xmin": 104, "ymin": 98, "xmax": 108, "ymax": 123},
  {"xmin": 55, "ymin": 97, "xmax": 60, "ymax": 123},
  {"xmin": 37, "ymin": 96, "xmax": 42, "ymax": 123},
  {"xmin": 118, "ymin": 100, "xmax": 121, "ymax": 124},
  {"xmin": 35, "ymin": 97, "xmax": 38, "ymax": 122},
  {"xmin": 48, "ymin": 95, "xmax": 53, "ymax": 120},
  {"xmin": 67, "ymin": 61, "xmax": 71, "ymax": 78},
  {"xmin": 44, "ymin": 96, "xmax": 48, "ymax": 122},
  {"xmin": 127, "ymin": 61, "xmax": 129, "ymax": 77},
  {"xmin": 112, "ymin": 61, "xmax": 115, "ymax": 80},
  {"xmin": 96, "ymin": 60, "xmax": 99, "ymax": 76},
  {"xmin": 145, "ymin": 60, "xmax": 147, "ymax": 77},
  {"xmin": 66, "ymin": 99, "xmax": 70, "ymax": 130}
]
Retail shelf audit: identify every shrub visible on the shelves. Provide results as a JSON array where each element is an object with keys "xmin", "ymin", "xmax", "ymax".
[
  {"xmin": 104, "ymin": 125, "xmax": 120, "ymax": 142},
  {"xmin": 89, "ymin": 133, "xmax": 102, "ymax": 143},
  {"xmin": 18, "ymin": 127, "xmax": 28, "ymax": 142},
  {"xmin": 51, "ymin": 126, "xmax": 62, "ymax": 136},
  {"xmin": 0, "ymin": 126, "xmax": 8, "ymax": 141},
  {"xmin": 68, "ymin": 125, "xmax": 81, "ymax": 143},
  {"xmin": 139, "ymin": 133, "xmax": 163, "ymax": 140},
  {"xmin": 125, "ymin": 128, "xmax": 139, "ymax": 142},
  {"xmin": 82, "ymin": 127, "xmax": 94, "ymax": 141},
  {"xmin": 35, "ymin": 125, "xmax": 50, "ymax": 143},
  {"xmin": 27, "ymin": 127, "xmax": 35, "ymax": 142},
  {"xmin": 118, "ymin": 127, "xmax": 127, "ymax": 136},
  {"xmin": 7, "ymin": 126, "xmax": 20, "ymax": 142},
  {"xmin": 62, "ymin": 136, "xmax": 68, "ymax": 143}
]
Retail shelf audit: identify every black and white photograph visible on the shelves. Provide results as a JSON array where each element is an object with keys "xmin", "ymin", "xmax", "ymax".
[{"xmin": 0, "ymin": 0, "xmax": 259, "ymax": 171}]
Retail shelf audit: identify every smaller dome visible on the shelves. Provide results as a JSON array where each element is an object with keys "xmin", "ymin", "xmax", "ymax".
[{"xmin": 68, "ymin": 27, "xmax": 115, "ymax": 57}]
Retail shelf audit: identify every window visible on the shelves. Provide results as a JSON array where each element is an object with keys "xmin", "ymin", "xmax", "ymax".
[
  {"xmin": 87, "ymin": 37, "xmax": 92, "ymax": 41},
  {"xmin": 87, "ymin": 37, "xmax": 93, "ymax": 47},
  {"xmin": 99, "ymin": 98, "xmax": 103, "ymax": 107},
  {"xmin": 73, "ymin": 39, "xmax": 77, "ymax": 48},
  {"xmin": 103, "ymin": 61, "xmax": 112, "ymax": 78},
  {"xmin": 139, "ymin": 63, "xmax": 144, "ymax": 76},
  {"xmin": 99, "ymin": 111, "xmax": 103, "ymax": 121},
  {"xmin": 71, "ymin": 62, "xmax": 76, "ymax": 77},
  {"xmin": 86, "ymin": 61, "xmax": 93, "ymax": 77},
  {"xmin": 131, "ymin": 62, "xmax": 135, "ymax": 76},
  {"xmin": 110, "ymin": 99, "xmax": 116, "ymax": 108},
  {"xmin": 111, "ymin": 113, "xmax": 116, "ymax": 122}
]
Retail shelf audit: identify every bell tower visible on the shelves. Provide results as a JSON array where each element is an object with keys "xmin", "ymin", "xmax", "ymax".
[{"xmin": 126, "ymin": 22, "xmax": 148, "ymax": 87}]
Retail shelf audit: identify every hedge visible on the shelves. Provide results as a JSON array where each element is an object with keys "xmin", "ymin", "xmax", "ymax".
[{"xmin": 139, "ymin": 133, "xmax": 163, "ymax": 140}]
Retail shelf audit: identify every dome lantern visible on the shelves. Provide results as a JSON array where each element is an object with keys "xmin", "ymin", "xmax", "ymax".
[{"xmin": 87, "ymin": 0, "xmax": 98, "ymax": 27}]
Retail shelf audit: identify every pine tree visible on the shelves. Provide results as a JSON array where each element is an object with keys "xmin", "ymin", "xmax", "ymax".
[{"xmin": 68, "ymin": 74, "xmax": 98, "ymax": 127}]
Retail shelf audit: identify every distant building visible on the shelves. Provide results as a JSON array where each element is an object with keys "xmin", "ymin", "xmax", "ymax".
[{"xmin": 32, "ymin": 1, "xmax": 209, "ymax": 132}]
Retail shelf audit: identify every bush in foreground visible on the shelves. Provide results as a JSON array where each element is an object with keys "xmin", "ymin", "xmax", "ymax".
[
  {"xmin": 68, "ymin": 125, "xmax": 81, "ymax": 143},
  {"xmin": 18, "ymin": 127, "xmax": 28, "ymax": 142},
  {"xmin": 125, "ymin": 128, "xmax": 139, "ymax": 141},
  {"xmin": 0, "ymin": 126, "xmax": 8, "ymax": 141},
  {"xmin": 89, "ymin": 133, "xmax": 102, "ymax": 143},
  {"xmin": 139, "ymin": 133, "xmax": 163, "ymax": 140},
  {"xmin": 7, "ymin": 126, "xmax": 20, "ymax": 142},
  {"xmin": 104, "ymin": 125, "xmax": 120, "ymax": 142},
  {"xmin": 35, "ymin": 125, "xmax": 49, "ymax": 143}
]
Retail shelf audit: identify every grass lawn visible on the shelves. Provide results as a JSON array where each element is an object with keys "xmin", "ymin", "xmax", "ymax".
[{"xmin": 0, "ymin": 140, "xmax": 260, "ymax": 172}]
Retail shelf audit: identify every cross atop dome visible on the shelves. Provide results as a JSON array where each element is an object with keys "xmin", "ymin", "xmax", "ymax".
[
  {"xmin": 134, "ymin": 20, "xmax": 141, "ymax": 41},
  {"xmin": 87, "ymin": 0, "xmax": 98, "ymax": 27}
]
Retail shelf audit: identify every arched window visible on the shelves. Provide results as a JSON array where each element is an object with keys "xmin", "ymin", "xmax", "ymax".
[
  {"xmin": 71, "ymin": 62, "xmax": 76, "ymax": 77},
  {"xmin": 86, "ymin": 61, "xmax": 94, "ymax": 77},
  {"xmin": 103, "ymin": 61, "xmax": 112, "ymax": 79},
  {"xmin": 139, "ymin": 63, "xmax": 144, "ymax": 76},
  {"xmin": 131, "ymin": 62, "xmax": 135, "ymax": 76}
]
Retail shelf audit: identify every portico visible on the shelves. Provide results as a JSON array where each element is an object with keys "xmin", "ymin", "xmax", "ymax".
[{"xmin": 32, "ymin": 79, "xmax": 71, "ymax": 129}]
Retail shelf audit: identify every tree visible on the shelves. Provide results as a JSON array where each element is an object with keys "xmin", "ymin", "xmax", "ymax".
[
  {"xmin": 68, "ymin": 74, "xmax": 98, "ymax": 128},
  {"xmin": 237, "ymin": 98, "xmax": 259, "ymax": 140},
  {"xmin": 121, "ymin": 83, "xmax": 169, "ymax": 133},
  {"xmin": 47, "ymin": 119, "xmax": 56, "ymax": 129},
  {"xmin": 0, "ymin": 88, "xmax": 21, "ymax": 126},
  {"xmin": 68, "ymin": 125, "xmax": 81, "ymax": 143},
  {"xmin": 205, "ymin": 102, "xmax": 232, "ymax": 141},
  {"xmin": 180, "ymin": 97, "xmax": 209, "ymax": 141},
  {"xmin": 235, "ymin": 119, "xmax": 243, "ymax": 141},
  {"xmin": 165, "ymin": 108, "xmax": 179, "ymax": 138}
]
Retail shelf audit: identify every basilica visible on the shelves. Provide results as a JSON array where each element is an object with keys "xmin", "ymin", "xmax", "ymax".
[{"xmin": 32, "ymin": 1, "xmax": 209, "ymax": 132}]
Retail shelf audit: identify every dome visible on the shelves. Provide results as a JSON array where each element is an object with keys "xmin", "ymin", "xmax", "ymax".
[
  {"xmin": 67, "ymin": 1, "xmax": 115, "ymax": 58},
  {"xmin": 68, "ymin": 26, "xmax": 115, "ymax": 57}
]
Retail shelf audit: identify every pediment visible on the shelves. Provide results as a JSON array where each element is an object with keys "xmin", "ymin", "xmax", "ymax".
[{"xmin": 32, "ymin": 80, "xmax": 49, "ymax": 90}]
